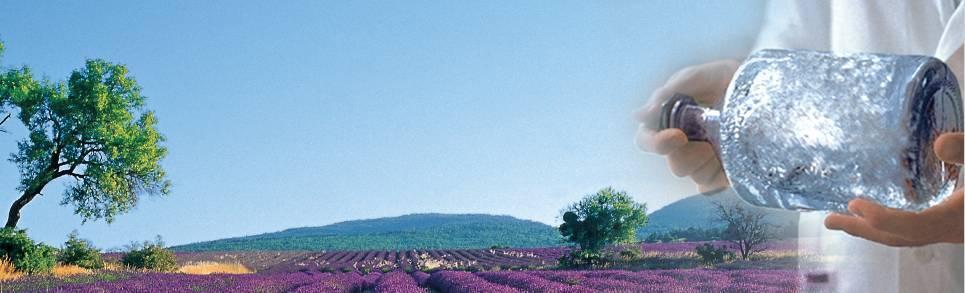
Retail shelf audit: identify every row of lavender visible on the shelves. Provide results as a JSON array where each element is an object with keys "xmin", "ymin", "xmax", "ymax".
[
  {"xmin": 428, "ymin": 269, "xmax": 799, "ymax": 293},
  {"xmin": 10, "ymin": 269, "xmax": 800, "ymax": 292},
  {"xmin": 8, "ymin": 271, "xmax": 405, "ymax": 293},
  {"xmin": 173, "ymin": 248, "xmax": 554, "ymax": 274},
  {"xmin": 169, "ymin": 241, "xmax": 799, "ymax": 274}
]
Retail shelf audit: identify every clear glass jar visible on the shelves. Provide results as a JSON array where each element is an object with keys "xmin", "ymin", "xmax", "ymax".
[{"xmin": 661, "ymin": 49, "xmax": 962, "ymax": 212}]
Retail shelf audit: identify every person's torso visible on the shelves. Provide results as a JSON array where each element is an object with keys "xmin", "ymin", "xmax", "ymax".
[{"xmin": 755, "ymin": 1, "xmax": 964, "ymax": 292}]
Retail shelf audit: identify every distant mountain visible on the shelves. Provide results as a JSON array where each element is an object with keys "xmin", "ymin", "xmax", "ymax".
[
  {"xmin": 637, "ymin": 189, "xmax": 799, "ymax": 239},
  {"xmin": 171, "ymin": 213, "xmax": 562, "ymax": 252}
]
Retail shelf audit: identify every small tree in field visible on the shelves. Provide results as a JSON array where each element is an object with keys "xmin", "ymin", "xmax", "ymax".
[
  {"xmin": 0, "ymin": 40, "xmax": 170, "ymax": 228},
  {"xmin": 122, "ymin": 236, "xmax": 176, "ymax": 272},
  {"xmin": 714, "ymin": 201, "xmax": 771, "ymax": 260},
  {"xmin": 59, "ymin": 230, "xmax": 104, "ymax": 269},
  {"xmin": 559, "ymin": 187, "xmax": 648, "ymax": 252}
]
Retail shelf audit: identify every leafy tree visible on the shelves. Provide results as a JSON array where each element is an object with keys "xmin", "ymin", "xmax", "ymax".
[
  {"xmin": 558, "ymin": 187, "xmax": 648, "ymax": 252},
  {"xmin": 122, "ymin": 236, "xmax": 176, "ymax": 272},
  {"xmin": 0, "ymin": 40, "xmax": 170, "ymax": 228},
  {"xmin": 714, "ymin": 202, "xmax": 771, "ymax": 260},
  {"xmin": 643, "ymin": 233, "xmax": 662, "ymax": 243},
  {"xmin": 59, "ymin": 230, "xmax": 104, "ymax": 269},
  {"xmin": 0, "ymin": 228, "xmax": 57, "ymax": 273}
]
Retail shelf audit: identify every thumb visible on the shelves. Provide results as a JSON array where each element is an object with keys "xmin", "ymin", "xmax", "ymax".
[{"xmin": 934, "ymin": 133, "xmax": 964, "ymax": 165}]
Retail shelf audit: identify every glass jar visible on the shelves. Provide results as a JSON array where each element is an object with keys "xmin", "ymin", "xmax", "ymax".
[{"xmin": 660, "ymin": 49, "xmax": 962, "ymax": 212}]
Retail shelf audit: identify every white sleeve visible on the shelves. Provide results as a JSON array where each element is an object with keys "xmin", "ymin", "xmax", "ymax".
[
  {"xmin": 934, "ymin": 3, "xmax": 964, "ymax": 60},
  {"xmin": 752, "ymin": 0, "xmax": 831, "ymax": 51}
]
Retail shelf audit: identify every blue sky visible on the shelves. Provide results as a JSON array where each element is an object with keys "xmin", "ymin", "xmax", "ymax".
[{"xmin": 0, "ymin": 1, "xmax": 764, "ymax": 248}]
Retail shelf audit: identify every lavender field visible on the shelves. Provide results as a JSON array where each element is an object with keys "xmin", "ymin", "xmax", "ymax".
[
  {"xmin": 4, "ymin": 268, "xmax": 800, "ymax": 292},
  {"xmin": 0, "ymin": 2, "xmax": 849, "ymax": 292},
  {"xmin": 3, "ymin": 241, "xmax": 805, "ymax": 292}
]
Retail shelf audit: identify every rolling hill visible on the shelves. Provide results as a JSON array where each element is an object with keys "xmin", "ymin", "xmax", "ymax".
[
  {"xmin": 171, "ymin": 213, "xmax": 563, "ymax": 252},
  {"xmin": 637, "ymin": 188, "xmax": 799, "ymax": 239},
  {"xmin": 173, "ymin": 190, "xmax": 800, "ymax": 252}
]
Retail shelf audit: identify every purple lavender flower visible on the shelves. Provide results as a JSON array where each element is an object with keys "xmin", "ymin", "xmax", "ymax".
[
  {"xmin": 374, "ymin": 271, "xmax": 426, "ymax": 293},
  {"xmin": 411, "ymin": 271, "xmax": 431, "ymax": 286},
  {"xmin": 476, "ymin": 271, "xmax": 593, "ymax": 293},
  {"xmin": 426, "ymin": 271, "xmax": 520, "ymax": 293}
]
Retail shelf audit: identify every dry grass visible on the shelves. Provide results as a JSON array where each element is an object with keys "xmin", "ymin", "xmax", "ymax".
[
  {"xmin": 1, "ymin": 260, "xmax": 91, "ymax": 281},
  {"xmin": 715, "ymin": 250, "xmax": 800, "ymax": 270},
  {"xmin": 102, "ymin": 262, "xmax": 125, "ymax": 271},
  {"xmin": 0, "ymin": 257, "xmax": 22, "ymax": 281},
  {"xmin": 178, "ymin": 261, "xmax": 252, "ymax": 275},
  {"xmin": 747, "ymin": 249, "xmax": 798, "ymax": 261},
  {"xmin": 51, "ymin": 264, "xmax": 90, "ymax": 277}
]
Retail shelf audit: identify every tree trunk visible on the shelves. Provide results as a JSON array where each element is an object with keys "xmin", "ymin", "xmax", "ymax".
[
  {"xmin": 6, "ymin": 148, "xmax": 62, "ymax": 229},
  {"xmin": 5, "ymin": 187, "xmax": 43, "ymax": 228}
]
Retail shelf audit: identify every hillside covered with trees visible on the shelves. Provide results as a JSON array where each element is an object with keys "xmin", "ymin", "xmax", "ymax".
[{"xmin": 172, "ymin": 214, "xmax": 563, "ymax": 252}]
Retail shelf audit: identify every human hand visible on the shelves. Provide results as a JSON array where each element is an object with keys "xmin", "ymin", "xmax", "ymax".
[
  {"xmin": 824, "ymin": 133, "xmax": 964, "ymax": 246},
  {"xmin": 634, "ymin": 60, "xmax": 738, "ymax": 193}
]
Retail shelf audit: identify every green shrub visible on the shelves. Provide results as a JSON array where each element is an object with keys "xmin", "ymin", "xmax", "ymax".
[
  {"xmin": 618, "ymin": 247, "xmax": 643, "ymax": 261},
  {"xmin": 558, "ymin": 250, "xmax": 608, "ymax": 269},
  {"xmin": 121, "ymin": 237, "xmax": 176, "ymax": 272},
  {"xmin": 59, "ymin": 231, "xmax": 104, "ymax": 269},
  {"xmin": 17, "ymin": 244, "xmax": 57, "ymax": 274},
  {"xmin": 695, "ymin": 243, "xmax": 733, "ymax": 265},
  {"xmin": 0, "ymin": 228, "xmax": 57, "ymax": 274}
]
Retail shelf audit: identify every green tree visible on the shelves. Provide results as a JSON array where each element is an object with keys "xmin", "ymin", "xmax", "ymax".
[
  {"xmin": 59, "ymin": 230, "xmax": 104, "ymax": 269},
  {"xmin": 122, "ymin": 236, "xmax": 176, "ymax": 272},
  {"xmin": 0, "ymin": 40, "xmax": 170, "ymax": 228},
  {"xmin": 0, "ymin": 228, "xmax": 57, "ymax": 273},
  {"xmin": 558, "ymin": 187, "xmax": 648, "ymax": 252}
]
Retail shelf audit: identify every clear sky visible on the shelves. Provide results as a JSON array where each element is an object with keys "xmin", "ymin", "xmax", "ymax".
[{"xmin": 0, "ymin": 1, "xmax": 764, "ymax": 249}]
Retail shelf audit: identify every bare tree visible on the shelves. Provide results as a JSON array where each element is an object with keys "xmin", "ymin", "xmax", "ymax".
[{"xmin": 713, "ymin": 201, "xmax": 771, "ymax": 260}]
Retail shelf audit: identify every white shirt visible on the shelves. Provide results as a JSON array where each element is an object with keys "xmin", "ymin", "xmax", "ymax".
[{"xmin": 753, "ymin": 1, "xmax": 964, "ymax": 292}]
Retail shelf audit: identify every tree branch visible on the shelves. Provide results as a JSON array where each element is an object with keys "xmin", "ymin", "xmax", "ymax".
[
  {"xmin": 55, "ymin": 147, "xmax": 102, "ymax": 169},
  {"xmin": 54, "ymin": 170, "xmax": 86, "ymax": 179},
  {"xmin": 0, "ymin": 113, "xmax": 10, "ymax": 133},
  {"xmin": 44, "ymin": 105, "xmax": 64, "ymax": 143},
  {"xmin": 79, "ymin": 139, "xmax": 101, "ymax": 146}
]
